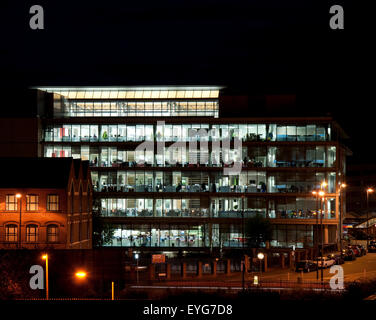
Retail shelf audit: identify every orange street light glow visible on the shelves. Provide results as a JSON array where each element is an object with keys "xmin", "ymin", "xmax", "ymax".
[
  {"xmin": 42, "ymin": 254, "xmax": 48, "ymax": 260},
  {"xmin": 319, "ymin": 191, "xmax": 325, "ymax": 197},
  {"xmin": 321, "ymin": 181, "xmax": 327, "ymax": 187},
  {"xmin": 367, "ymin": 188, "xmax": 374, "ymax": 193},
  {"xmin": 312, "ymin": 191, "xmax": 317, "ymax": 195},
  {"xmin": 16, "ymin": 193, "xmax": 21, "ymax": 198},
  {"xmin": 75, "ymin": 271, "xmax": 87, "ymax": 278}
]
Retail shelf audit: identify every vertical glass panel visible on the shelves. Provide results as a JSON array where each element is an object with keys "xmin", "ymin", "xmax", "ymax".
[
  {"xmin": 81, "ymin": 125, "xmax": 90, "ymax": 142},
  {"xmin": 306, "ymin": 125, "xmax": 316, "ymax": 141},
  {"xmin": 127, "ymin": 126, "xmax": 136, "ymax": 141},
  {"xmin": 81, "ymin": 145, "xmax": 89, "ymax": 161},
  {"xmin": 247, "ymin": 124, "xmax": 257, "ymax": 141},
  {"xmin": 89, "ymin": 146, "xmax": 99, "ymax": 167},
  {"xmin": 71, "ymin": 146, "xmax": 81, "ymax": 159},
  {"xmin": 90, "ymin": 125, "xmax": 98, "ymax": 141},
  {"xmin": 118, "ymin": 125, "xmax": 127, "ymax": 142},
  {"xmin": 276, "ymin": 125, "xmax": 287, "ymax": 141},
  {"xmin": 109, "ymin": 147, "xmax": 118, "ymax": 167},
  {"xmin": 286, "ymin": 126, "xmax": 296, "ymax": 141},
  {"xmin": 100, "ymin": 125, "xmax": 109, "ymax": 141},
  {"xmin": 327, "ymin": 146, "xmax": 336, "ymax": 167},
  {"xmin": 258, "ymin": 124, "xmax": 266, "ymax": 141},
  {"xmin": 267, "ymin": 124, "xmax": 276, "ymax": 141},
  {"xmin": 145, "ymin": 125, "xmax": 153, "ymax": 141},
  {"xmin": 100, "ymin": 147, "xmax": 108, "ymax": 167},
  {"xmin": 297, "ymin": 126, "xmax": 306, "ymax": 141},
  {"xmin": 71, "ymin": 125, "xmax": 80, "ymax": 142},
  {"xmin": 317, "ymin": 125, "xmax": 326, "ymax": 141},
  {"xmin": 62, "ymin": 125, "xmax": 72, "ymax": 142},
  {"xmin": 136, "ymin": 125, "xmax": 145, "ymax": 142},
  {"xmin": 109, "ymin": 125, "xmax": 118, "ymax": 142}
]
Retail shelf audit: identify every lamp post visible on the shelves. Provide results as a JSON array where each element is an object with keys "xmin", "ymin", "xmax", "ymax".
[
  {"xmin": 339, "ymin": 183, "xmax": 347, "ymax": 253},
  {"xmin": 257, "ymin": 252, "xmax": 264, "ymax": 277},
  {"xmin": 319, "ymin": 190, "xmax": 325, "ymax": 283},
  {"xmin": 75, "ymin": 270, "xmax": 87, "ymax": 298},
  {"xmin": 312, "ymin": 191, "xmax": 319, "ymax": 280},
  {"xmin": 16, "ymin": 194, "xmax": 22, "ymax": 248},
  {"xmin": 42, "ymin": 254, "xmax": 49, "ymax": 300},
  {"xmin": 366, "ymin": 188, "xmax": 374, "ymax": 251},
  {"xmin": 241, "ymin": 194, "xmax": 245, "ymax": 292},
  {"xmin": 135, "ymin": 253, "xmax": 139, "ymax": 284}
]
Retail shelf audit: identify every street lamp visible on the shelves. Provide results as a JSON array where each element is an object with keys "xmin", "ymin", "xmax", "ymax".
[
  {"xmin": 241, "ymin": 194, "xmax": 245, "ymax": 292},
  {"xmin": 312, "ymin": 191, "xmax": 319, "ymax": 280},
  {"xmin": 257, "ymin": 252, "xmax": 264, "ymax": 277},
  {"xmin": 135, "ymin": 253, "xmax": 139, "ymax": 284},
  {"xmin": 42, "ymin": 254, "xmax": 49, "ymax": 300},
  {"xmin": 318, "ymin": 190, "xmax": 325, "ymax": 283},
  {"xmin": 16, "ymin": 194, "xmax": 22, "ymax": 248},
  {"xmin": 339, "ymin": 183, "xmax": 347, "ymax": 253},
  {"xmin": 366, "ymin": 188, "xmax": 374, "ymax": 251},
  {"xmin": 75, "ymin": 271, "xmax": 87, "ymax": 279}
]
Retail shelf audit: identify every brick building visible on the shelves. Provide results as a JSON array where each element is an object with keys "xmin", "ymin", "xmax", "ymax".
[{"xmin": 0, "ymin": 157, "xmax": 92, "ymax": 249}]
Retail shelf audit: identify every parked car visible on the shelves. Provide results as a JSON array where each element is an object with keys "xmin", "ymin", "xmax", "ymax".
[
  {"xmin": 343, "ymin": 248, "xmax": 356, "ymax": 261},
  {"xmin": 328, "ymin": 253, "xmax": 345, "ymax": 265},
  {"xmin": 316, "ymin": 256, "xmax": 336, "ymax": 268},
  {"xmin": 296, "ymin": 260, "xmax": 318, "ymax": 273},
  {"xmin": 369, "ymin": 243, "xmax": 376, "ymax": 253},
  {"xmin": 348, "ymin": 245, "xmax": 361, "ymax": 257}
]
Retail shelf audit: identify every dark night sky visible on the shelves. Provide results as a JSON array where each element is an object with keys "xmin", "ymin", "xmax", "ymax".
[{"xmin": 0, "ymin": 0, "xmax": 373, "ymax": 163}]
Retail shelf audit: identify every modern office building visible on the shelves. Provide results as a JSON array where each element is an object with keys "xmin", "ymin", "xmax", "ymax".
[
  {"xmin": 0, "ymin": 157, "xmax": 93, "ymax": 249},
  {"xmin": 34, "ymin": 86, "xmax": 348, "ymax": 255}
]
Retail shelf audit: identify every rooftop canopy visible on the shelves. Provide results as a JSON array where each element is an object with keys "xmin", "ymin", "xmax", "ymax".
[{"xmin": 35, "ymin": 86, "xmax": 222, "ymax": 100}]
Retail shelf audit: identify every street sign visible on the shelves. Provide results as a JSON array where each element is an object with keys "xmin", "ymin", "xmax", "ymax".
[{"xmin": 152, "ymin": 254, "xmax": 166, "ymax": 264}]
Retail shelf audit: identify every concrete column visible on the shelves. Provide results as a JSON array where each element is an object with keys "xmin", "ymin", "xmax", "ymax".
[
  {"xmin": 182, "ymin": 262, "xmax": 187, "ymax": 279},
  {"xmin": 264, "ymin": 254, "xmax": 268, "ymax": 272},
  {"xmin": 324, "ymin": 225, "xmax": 329, "ymax": 244},
  {"xmin": 289, "ymin": 252, "xmax": 294, "ymax": 268},
  {"xmin": 281, "ymin": 254, "xmax": 285, "ymax": 269},
  {"xmin": 226, "ymin": 259, "xmax": 231, "ymax": 275},
  {"xmin": 197, "ymin": 261, "xmax": 203, "ymax": 278},
  {"xmin": 166, "ymin": 263, "xmax": 171, "ymax": 280},
  {"xmin": 212, "ymin": 261, "xmax": 217, "ymax": 276},
  {"xmin": 149, "ymin": 264, "xmax": 155, "ymax": 280}
]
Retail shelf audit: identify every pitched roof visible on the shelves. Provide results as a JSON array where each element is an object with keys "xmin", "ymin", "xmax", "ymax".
[{"xmin": 0, "ymin": 157, "xmax": 73, "ymax": 189}]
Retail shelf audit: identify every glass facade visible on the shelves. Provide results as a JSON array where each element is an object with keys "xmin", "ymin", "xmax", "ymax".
[
  {"xmin": 44, "ymin": 123, "xmax": 332, "ymax": 143},
  {"xmin": 39, "ymin": 87, "xmax": 344, "ymax": 250}
]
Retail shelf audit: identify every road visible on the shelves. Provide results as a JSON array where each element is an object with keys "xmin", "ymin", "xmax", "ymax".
[
  {"xmin": 127, "ymin": 254, "xmax": 376, "ymax": 293},
  {"xmin": 251, "ymin": 252, "xmax": 376, "ymax": 282}
]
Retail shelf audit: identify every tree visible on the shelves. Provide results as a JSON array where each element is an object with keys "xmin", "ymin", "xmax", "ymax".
[
  {"xmin": 245, "ymin": 214, "xmax": 272, "ymax": 248},
  {"xmin": 92, "ymin": 199, "xmax": 115, "ymax": 247},
  {"xmin": 0, "ymin": 251, "xmax": 42, "ymax": 299}
]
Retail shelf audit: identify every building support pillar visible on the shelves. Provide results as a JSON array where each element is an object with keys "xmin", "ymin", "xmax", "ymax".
[
  {"xmin": 149, "ymin": 264, "xmax": 155, "ymax": 280},
  {"xmin": 226, "ymin": 259, "xmax": 231, "ymax": 275},
  {"xmin": 197, "ymin": 261, "xmax": 202, "ymax": 278},
  {"xmin": 166, "ymin": 263, "xmax": 171, "ymax": 280},
  {"xmin": 264, "ymin": 254, "xmax": 268, "ymax": 272},
  {"xmin": 212, "ymin": 261, "xmax": 217, "ymax": 276},
  {"xmin": 324, "ymin": 225, "xmax": 329, "ymax": 244},
  {"xmin": 182, "ymin": 262, "xmax": 187, "ymax": 279}
]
